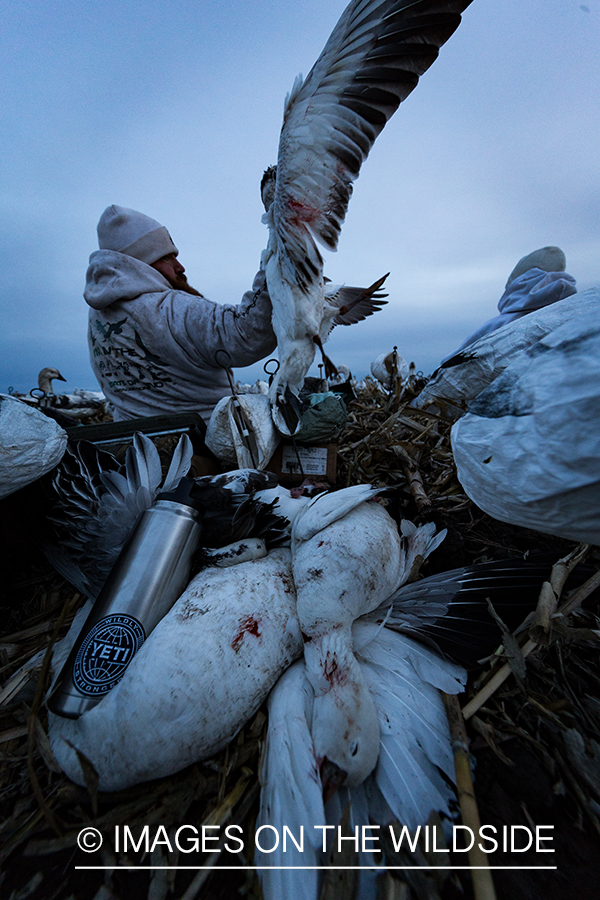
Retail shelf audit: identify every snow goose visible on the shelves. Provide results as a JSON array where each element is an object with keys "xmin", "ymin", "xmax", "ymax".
[
  {"xmin": 256, "ymin": 551, "xmax": 578, "ymax": 900},
  {"xmin": 262, "ymin": 0, "xmax": 473, "ymax": 431},
  {"xmin": 261, "ymin": 162, "xmax": 389, "ymax": 376},
  {"xmin": 291, "ymin": 486, "xmax": 445, "ymax": 790},
  {"xmin": 257, "ymin": 627, "xmax": 465, "ymax": 900},
  {"xmin": 48, "ymin": 547, "xmax": 303, "ymax": 791},
  {"xmin": 46, "ymin": 521, "xmax": 558, "ymax": 800},
  {"xmin": 47, "ymin": 485, "xmax": 445, "ymax": 791}
]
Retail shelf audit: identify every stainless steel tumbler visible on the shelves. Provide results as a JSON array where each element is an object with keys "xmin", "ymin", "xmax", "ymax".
[{"xmin": 48, "ymin": 477, "xmax": 203, "ymax": 718}]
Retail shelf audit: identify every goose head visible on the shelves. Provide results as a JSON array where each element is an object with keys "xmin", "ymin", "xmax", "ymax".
[
  {"xmin": 260, "ymin": 165, "xmax": 277, "ymax": 213},
  {"xmin": 305, "ymin": 631, "xmax": 380, "ymax": 795}
]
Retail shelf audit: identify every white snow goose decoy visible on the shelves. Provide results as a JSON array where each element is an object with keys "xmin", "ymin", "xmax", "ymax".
[
  {"xmin": 451, "ymin": 300, "xmax": 600, "ymax": 546},
  {"xmin": 262, "ymin": 0, "xmax": 473, "ymax": 432},
  {"xmin": 413, "ymin": 288, "xmax": 600, "ymax": 417},
  {"xmin": 0, "ymin": 393, "xmax": 67, "ymax": 500}
]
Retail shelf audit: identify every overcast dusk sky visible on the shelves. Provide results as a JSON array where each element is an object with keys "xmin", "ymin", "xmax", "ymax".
[{"xmin": 1, "ymin": 0, "xmax": 599, "ymax": 395}]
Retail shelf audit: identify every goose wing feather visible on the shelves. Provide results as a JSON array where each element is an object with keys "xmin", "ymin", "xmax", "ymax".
[
  {"xmin": 355, "ymin": 623, "xmax": 465, "ymax": 829},
  {"xmin": 161, "ymin": 434, "xmax": 193, "ymax": 492},
  {"xmin": 124, "ymin": 433, "xmax": 163, "ymax": 495},
  {"xmin": 274, "ymin": 0, "xmax": 473, "ymax": 261},
  {"xmin": 266, "ymin": 0, "xmax": 473, "ymax": 407},
  {"xmin": 291, "ymin": 483, "xmax": 381, "ymax": 544},
  {"xmin": 364, "ymin": 557, "xmax": 578, "ymax": 668},
  {"xmin": 329, "ymin": 285, "xmax": 389, "ymax": 327},
  {"xmin": 256, "ymin": 662, "xmax": 324, "ymax": 900},
  {"xmin": 45, "ymin": 434, "xmax": 193, "ymax": 597}
]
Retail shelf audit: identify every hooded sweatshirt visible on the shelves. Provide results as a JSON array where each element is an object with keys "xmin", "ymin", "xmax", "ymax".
[
  {"xmin": 85, "ymin": 250, "xmax": 277, "ymax": 422},
  {"xmin": 441, "ymin": 267, "xmax": 577, "ymax": 364}
]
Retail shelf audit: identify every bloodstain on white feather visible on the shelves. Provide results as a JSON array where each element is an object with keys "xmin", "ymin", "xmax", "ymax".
[{"xmin": 231, "ymin": 615, "xmax": 263, "ymax": 652}]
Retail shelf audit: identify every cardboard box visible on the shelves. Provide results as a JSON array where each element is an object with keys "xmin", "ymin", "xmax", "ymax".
[{"xmin": 266, "ymin": 442, "xmax": 337, "ymax": 485}]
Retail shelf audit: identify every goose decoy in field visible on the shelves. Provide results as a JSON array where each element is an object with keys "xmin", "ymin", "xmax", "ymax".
[
  {"xmin": 36, "ymin": 368, "xmax": 106, "ymax": 417},
  {"xmin": 0, "ymin": 393, "xmax": 67, "ymax": 499},
  {"xmin": 370, "ymin": 348, "xmax": 410, "ymax": 390},
  {"xmin": 11, "ymin": 367, "xmax": 106, "ymax": 423},
  {"xmin": 37, "ymin": 366, "xmax": 67, "ymax": 395},
  {"xmin": 261, "ymin": 0, "xmax": 473, "ymax": 431},
  {"xmin": 440, "ymin": 247, "xmax": 576, "ymax": 365},
  {"xmin": 450, "ymin": 306, "xmax": 600, "ymax": 545}
]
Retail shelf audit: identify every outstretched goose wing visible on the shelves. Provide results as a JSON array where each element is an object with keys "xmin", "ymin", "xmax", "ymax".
[
  {"xmin": 326, "ymin": 273, "xmax": 389, "ymax": 327},
  {"xmin": 354, "ymin": 622, "xmax": 465, "ymax": 830},
  {"xmin": 272, "ymin": 0, "xmax": 473, "ymax": 281}
]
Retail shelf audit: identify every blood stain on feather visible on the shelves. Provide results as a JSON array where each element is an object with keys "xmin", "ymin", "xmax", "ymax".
[{"xmin": 231, "ymin": 615, "xmax": 262, "ymax": 652}]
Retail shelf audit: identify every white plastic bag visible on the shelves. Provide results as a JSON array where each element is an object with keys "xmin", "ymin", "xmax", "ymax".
[
  {"xmin": 205, "ymin": 392, "xmax": 279, "ymax": 470},
  {"xmin": 451, "ymin": 312, "xmax": 600, "ymax": 545},
  {"xmin": 0, "ymin": 395, "xmax": 67, "ymax": 498}
]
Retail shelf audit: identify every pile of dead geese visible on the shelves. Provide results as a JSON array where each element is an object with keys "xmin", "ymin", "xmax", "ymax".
[{"xmin": 1, "ymin": 367, "xmax": 599, "ymax": 900}]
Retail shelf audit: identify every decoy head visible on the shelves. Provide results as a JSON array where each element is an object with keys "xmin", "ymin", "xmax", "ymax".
[{"xmin": 38, "ymin": 367, "xmax": 66, "ymax": 394}]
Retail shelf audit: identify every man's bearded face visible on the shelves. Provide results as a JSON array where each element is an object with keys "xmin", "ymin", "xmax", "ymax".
[
  {"xmin": 167, "ymin": 271, "xmax": 202, "ymax": 296},
  {"xmin": 151, "ymin": 253, "xmax": 203, "ymax": 296}
]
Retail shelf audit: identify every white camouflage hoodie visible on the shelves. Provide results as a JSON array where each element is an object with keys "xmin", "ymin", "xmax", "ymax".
[{"xmin": 85, "ymin": 250, "xmax": 277, "ymax": 422}]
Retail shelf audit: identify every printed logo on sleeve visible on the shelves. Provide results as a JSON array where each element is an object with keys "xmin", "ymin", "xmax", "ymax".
[{"xmin": 73, "ymin": 614, "xmax": 146, "ymax": 696}]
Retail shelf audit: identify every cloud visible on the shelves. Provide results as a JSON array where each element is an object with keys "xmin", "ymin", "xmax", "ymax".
[{"xmin": 1, "ymin": 0, "xmax": 599, "ymax": 395}]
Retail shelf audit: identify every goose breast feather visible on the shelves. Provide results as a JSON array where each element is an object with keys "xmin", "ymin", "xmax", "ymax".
[{"xmin": 49, "ymin": 548, "xmax": 302, "ymax": 791}]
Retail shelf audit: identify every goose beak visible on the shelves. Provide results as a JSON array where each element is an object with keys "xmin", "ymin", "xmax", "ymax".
[{"xmin": 320, "ymin": 757, "xmax": 347, "ymax": 803}]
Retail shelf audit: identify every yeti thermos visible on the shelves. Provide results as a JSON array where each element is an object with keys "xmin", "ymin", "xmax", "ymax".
[{"xmin": 48, "ymin": 477, "xmax": 203, "ymax": 719}]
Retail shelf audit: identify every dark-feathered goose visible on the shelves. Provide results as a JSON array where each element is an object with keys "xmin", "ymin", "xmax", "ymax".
[
  {"xmin": 44, "ymin": 437, "xmax": 304, "ymax": 598},
  {"xmin": 262, "ymin": 0, "xmax": 473, "ymax": 430},
  {"xmin": 44, "ymin": 433, "xmax": 194, "ymax": 598}
]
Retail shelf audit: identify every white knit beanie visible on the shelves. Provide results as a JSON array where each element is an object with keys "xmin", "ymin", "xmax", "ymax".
[
  {"xmin": 97, "ymin": 205, "xmax": 178, "ymax": 265},
  {"xmin": 506, "ymin": 246, "xmax": 566, "ymax": 287}
]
